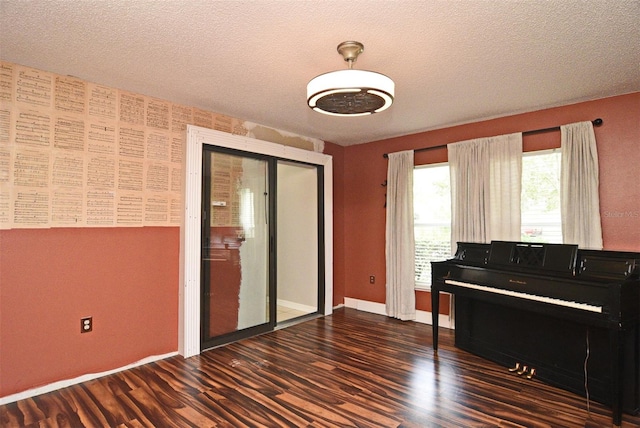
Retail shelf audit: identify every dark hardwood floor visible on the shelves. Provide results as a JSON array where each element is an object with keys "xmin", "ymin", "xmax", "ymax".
[{"xmin": 2, "ymin": 308, "xmax": 639, "ymax": 427}]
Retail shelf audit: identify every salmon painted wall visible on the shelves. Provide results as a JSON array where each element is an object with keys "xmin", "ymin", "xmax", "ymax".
[
  {"xmin": 0, "ymin": 227, "xmax": 179, "ymax": 397},
  {"xmin": 342, "ymin": 93, "xmax": 640, "ymax": 312}
]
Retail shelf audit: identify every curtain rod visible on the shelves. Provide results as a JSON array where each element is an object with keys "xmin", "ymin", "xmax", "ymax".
[{"xmin": 382, "ymin": 118, "xmax": 603, "ymax": 159}]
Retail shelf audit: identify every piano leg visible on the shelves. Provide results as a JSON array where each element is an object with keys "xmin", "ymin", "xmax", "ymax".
[
  {"xmin": 432, "ymin": 289, "xmax": 440, "ymax": 352},
  {"xmin": 610, "ymin": 328, "xmax": 623, "ymax": 428}
]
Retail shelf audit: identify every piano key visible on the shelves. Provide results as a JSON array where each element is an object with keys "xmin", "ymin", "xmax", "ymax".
[{"xmin": 444, "ymin": 279, "xmax": 603, "ymax": 313}]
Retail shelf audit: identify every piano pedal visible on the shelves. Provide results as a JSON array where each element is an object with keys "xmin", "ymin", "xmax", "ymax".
[
  {"xmin": 516, "ymin": 365, "xmax": 529, "ymax": 376},
  {"xmin": 526, "ymin": 368, "xmax": 536, "ymax": 379},
  {"xmin": 508, "ymin": 362, "xmax": 521, "ymax": 373}
]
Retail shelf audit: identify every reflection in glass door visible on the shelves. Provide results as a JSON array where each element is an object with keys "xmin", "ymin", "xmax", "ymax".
[{"xmin": 201, "ymin": 148, "xmax": 273, "ymax": 349}]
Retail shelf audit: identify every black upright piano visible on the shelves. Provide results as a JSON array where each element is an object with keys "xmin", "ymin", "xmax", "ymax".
[{"xmin": 431, "ymin": 241, "xmax": 640, "ymax": 427}]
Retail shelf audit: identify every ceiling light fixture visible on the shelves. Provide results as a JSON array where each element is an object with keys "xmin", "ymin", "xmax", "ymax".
[{"xmin": 307, "ymin": 41, "xmax": 394, "ymax": 117}]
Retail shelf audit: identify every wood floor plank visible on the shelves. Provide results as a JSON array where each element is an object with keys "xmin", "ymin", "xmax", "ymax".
[{"xmin": 2, "ymin": 308, "xmax": 640, "ymax": 427}]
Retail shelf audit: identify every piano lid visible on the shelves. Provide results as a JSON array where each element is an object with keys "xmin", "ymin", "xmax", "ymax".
[
  {"xmin": 451, "ymin": 241, "xmax": 640, "ymax": 280},
  {"xmin": 488, "ymin": 241, "xmax": 578, "ymax": 275},
  {"xmin": 578, "ymin": 249, "xmax": 640, "ymax": 281},
  {"xmin": 452, "ymin": 241, "xmax": 579, "ymax": 277}
]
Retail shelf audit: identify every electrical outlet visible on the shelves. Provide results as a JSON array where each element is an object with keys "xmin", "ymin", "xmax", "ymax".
[
  {"xmin": 369, "ymin": 275, "xmax": 375, "ymax": 284},
  {"xmin": 81, "ymin": 316, "xmax": 92, "ymax": 333}
]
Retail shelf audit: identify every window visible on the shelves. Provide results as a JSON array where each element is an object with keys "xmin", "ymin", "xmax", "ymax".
[
  {"xmin": 520, "ymin": 150, "xmax": 562, "ymax": 243},
  {"xmin": 413, "ymin": 149, "xmax": 562, "ymax": 289},
  {"xmin": 413, "ymin": 163, "xmax": 451, "ymax": 290}
]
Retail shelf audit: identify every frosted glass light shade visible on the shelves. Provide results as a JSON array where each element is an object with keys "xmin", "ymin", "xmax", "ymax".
[{"xmin": 307, "ymin": 69, "xmax": 394, "ymax": 116}]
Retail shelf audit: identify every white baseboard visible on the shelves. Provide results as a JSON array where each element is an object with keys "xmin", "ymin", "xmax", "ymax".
[
  {"xmin": 2, "ymin": 299, "xmax": 450, "ymax": 405},
  {"xmin": 277, "ymin": 299, "xmax": 317, "ymax": 313},
  {"xmin": 343, "ymin": 297, "xmax": 453, "ymax": 329},
  {"xmin": 0, "ymin": 351, "xmax": 178, "ymax": 405}
]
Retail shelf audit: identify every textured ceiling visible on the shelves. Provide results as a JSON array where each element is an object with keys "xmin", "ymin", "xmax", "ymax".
[{"xmin": 1, "ymin": 0, "xmax": 638, "ymax": 146}]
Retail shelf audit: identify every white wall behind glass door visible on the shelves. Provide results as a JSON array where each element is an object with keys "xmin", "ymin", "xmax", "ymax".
[{"xmin": 277, "ymin": 161, "xmax": 318, "ymax": 313}]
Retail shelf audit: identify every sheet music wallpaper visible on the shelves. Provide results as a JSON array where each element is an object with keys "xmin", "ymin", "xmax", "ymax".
[{"xmin": 0, "ymin": 60, "xmax": 249, "ymax": 229}]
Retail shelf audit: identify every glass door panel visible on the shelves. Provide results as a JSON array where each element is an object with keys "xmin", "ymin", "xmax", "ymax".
[
  {"xmin": 276, "ymin": 160, "xmax": 321, "ymax": 323},
  {"xmin": 201, "ymin": 149, "xmax": 272, "ymax": 349}
]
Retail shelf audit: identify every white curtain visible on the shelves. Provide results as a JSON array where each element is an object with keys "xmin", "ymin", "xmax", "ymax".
[
  {"xmin": 385, "ymin": 150, "xmax": 416, "ymax": 321},
  {"xmin": 488, "ymin": 134, "xmax": 523, "ymax": 240},
  {"xmin": 560, "ymin": 121, "xmax": 603, "ymax": 249},
  {"xmin": 449, "ymin": 139, "xmax": 489, "ymax": 244},
  {"xmin": 449, "ymin": 133, "xmax": 522, "ymax": 246}
]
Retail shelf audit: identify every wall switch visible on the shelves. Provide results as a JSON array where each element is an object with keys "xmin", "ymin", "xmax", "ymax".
[
  {"xmin": 369, "ymin": 275, "xmax": 375, "ymax": 284},
  {"xmin": 81, "ymin": 316, "xmax": 92, "ymax": 333}
]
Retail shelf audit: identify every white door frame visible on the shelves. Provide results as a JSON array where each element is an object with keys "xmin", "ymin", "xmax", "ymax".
[{"xmin": 179, "ymin": 125, "xmax": 333, "ymax": 358}]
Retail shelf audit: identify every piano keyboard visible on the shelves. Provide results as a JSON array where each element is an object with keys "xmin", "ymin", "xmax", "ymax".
[{"xmin": 444, "ymin": 279, "xmax": 603, "ymax": 313}]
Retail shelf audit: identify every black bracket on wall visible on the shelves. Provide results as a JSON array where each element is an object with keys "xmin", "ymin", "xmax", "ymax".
[{"xmin": 381, "ymin": 180, "xmax": 387, "ymax": 208}]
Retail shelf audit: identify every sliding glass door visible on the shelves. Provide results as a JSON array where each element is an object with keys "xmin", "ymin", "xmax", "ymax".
[{"xmin": 180, "ymin": 126, "xmax": 332, "ymax": 358}]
